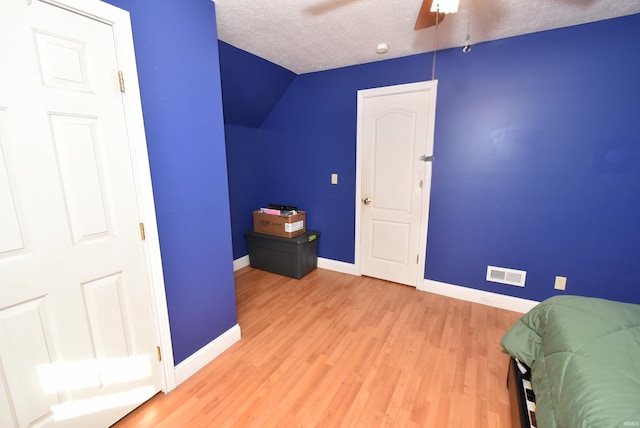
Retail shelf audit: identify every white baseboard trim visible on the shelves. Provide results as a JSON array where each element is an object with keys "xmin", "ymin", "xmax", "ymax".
[
  {"xmin": 419, "ymin": 279, "xmax": 539, "ymax": 313},
  {"xmin": 174, "ymin": 323, "xmax": 242, "ymax": 386},
  {"xmin": 233, "ymin": 255, "xmax": 250, "ymax": 271},
  {"xmin": 233, "ymin": 255, "xmax": 356, "ymax": 276},
  {"xmin": 317, "ymin": 257, "xmax": 357, "ymax": 275}
]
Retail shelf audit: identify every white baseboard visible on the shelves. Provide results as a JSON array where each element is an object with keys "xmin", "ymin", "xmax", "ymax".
[
  {"xmin": 174, "ymin": 324, "xmax": 242, "ymax": 386},
  {"xmin": 420, "ymin": 279, "xmax": 539, "ymax": 313},
  {"xmin": 317, "ymin": 257, "xmax": 356, "ymax": 275},
  {"xmin": 233, "ymin": 255, "xmax": 250, "ymax": 271},
  {"xmin": 233, "ymin": 255, "xmax": 355, "ymax": 275}
]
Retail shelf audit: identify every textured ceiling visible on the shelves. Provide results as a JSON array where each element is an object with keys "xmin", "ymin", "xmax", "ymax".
[{"xmin": 214, "ymin": 0, "xmax": 640, "ymax": 75}]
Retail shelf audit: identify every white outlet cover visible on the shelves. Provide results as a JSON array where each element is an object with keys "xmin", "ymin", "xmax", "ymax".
[{"xmin": 554, "ymin": 276, "xmax": 567, "ymax": 290}]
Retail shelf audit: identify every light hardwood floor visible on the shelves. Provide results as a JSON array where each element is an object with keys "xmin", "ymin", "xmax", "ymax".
[{"xmin": 113, "ymin": 267, "xmax": 522, "ymax": 427}]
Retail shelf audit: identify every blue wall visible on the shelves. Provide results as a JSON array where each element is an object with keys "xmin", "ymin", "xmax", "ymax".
[
  {"xmin": 219, "ymin": 41, "xmax": 296, "ymax": 127},
  {"xmin": 226, "ymin": 14, "xmax": 640, "ymax": 304},
  {"xmin": 260, "ymin": 56, "xmax": 433, "ymax": 263},
  {"xmin": 426, "ymin": 18, "xmax": 640, "ymax": 303},
  {"xmin": 225, "ymin": 125, "xmax": 264, "ymax": 259},
  {"xmin": 105, "ymin": 0, "xmax": 238, "ymax": 364},
  {"xmin": 219, "ymin": 42, "xmax": 297, "ymax": 259}
]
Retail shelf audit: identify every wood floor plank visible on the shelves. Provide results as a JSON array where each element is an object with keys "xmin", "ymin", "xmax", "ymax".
[{"xmin": 113, "ymin": 267, "xmax": 522, "ymax": 427}]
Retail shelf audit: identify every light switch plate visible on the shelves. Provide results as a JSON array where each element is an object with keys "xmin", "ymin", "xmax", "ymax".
[{"xmin": 331, "ymin": 173, "xmax": 338, "ymax": 185}]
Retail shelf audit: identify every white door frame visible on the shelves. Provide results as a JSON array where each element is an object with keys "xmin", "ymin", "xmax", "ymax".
[
  {"xmin": 354, "ymin": 80, "xmax": 438, "ymax": 287},
  {"xmin": 41, "ymin": 0, "xmax": 176, "ymax": 391}
]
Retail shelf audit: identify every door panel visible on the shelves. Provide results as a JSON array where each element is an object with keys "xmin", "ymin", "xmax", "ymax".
[
  {"xmin": 0, "ymin": 298, "xmax": 59, "ymax": 427},
  {"xmin": 373, "ymin": 110, "xmax": 415, "ymax": 211},
  {"xmin": 370, "ymin": 220, "xmax": 410, "ymax": 263},
  {"xmin": 358, "ymin": 82, "xmax": 437, "ymax": 287},
  {"xmin": 49, "ymin": 114, "xmax": 112, "ymax": 242},
  {"xmin": 0, "ymin": 1, "xmax": 161, "ymax": 426},
  {"xmin": 0, "ymin": 111, "xmax": 29, "ymax": 257},
  {"xmin": 33, "ymin": 29, "xmax": 92, "ymax": 92}
]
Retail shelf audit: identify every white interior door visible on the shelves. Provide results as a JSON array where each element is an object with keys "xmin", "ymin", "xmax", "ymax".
[
  {"xmin": 0, "ymin": 1, "xmax": 162, "ymax": 426},
  {"xmin": 356, "ymin": 81, "xmax": 437, "ymax": 287}
]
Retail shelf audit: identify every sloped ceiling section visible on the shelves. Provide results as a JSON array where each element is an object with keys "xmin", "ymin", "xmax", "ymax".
[
  {"xmin": 215, "ymin": 0, "xmax": 640, "ymax": 74},
  {"xmin": 218, "ymin": 41, "xmax": 296, "ymax": 127}
]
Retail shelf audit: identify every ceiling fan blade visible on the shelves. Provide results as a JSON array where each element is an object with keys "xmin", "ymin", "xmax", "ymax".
[
  {"xmin": 303, "ymin": 0, "xmax": 361, "ymax": 15},
  {"xmin": 414, "ymin": 0, "xmax": 445, "ymax": 30}
]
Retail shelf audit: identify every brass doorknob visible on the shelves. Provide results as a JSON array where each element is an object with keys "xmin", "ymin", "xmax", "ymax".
[{"xmin": 363, "ymin": 197, "xmax": 372, "ymax": 205}]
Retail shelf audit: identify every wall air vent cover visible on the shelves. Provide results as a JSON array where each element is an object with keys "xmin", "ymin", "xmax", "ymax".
[{"xmin": 486, "ymin": 265, "xmax": 526, "ymax": 287}]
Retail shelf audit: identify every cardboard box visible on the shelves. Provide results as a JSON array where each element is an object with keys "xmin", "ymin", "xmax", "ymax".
[{"xmin": 253, "ymin": 210, "xmax": 306, "ymax": 238}]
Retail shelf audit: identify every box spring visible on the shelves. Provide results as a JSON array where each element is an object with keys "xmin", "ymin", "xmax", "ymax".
[{"xmin": 507, "ymin": 357, "xmax": 537, "ymax": 428}]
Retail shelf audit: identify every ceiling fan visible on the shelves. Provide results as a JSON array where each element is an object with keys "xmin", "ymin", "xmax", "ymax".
[
  {"xmin": 304, "ymin": 0, "xmax": 460, "ymax": 31},
  {"xmin": 414, "ymin": 0, "xmax": 460, "ymax": 30}
]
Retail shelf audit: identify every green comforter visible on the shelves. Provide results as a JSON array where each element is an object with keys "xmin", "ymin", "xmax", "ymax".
[{"xmin": 500, "ymin": 295, "xmax": 640, "ymax": 428}]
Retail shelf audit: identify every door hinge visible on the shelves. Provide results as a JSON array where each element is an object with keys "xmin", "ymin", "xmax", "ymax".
[
  {"xmin": 118, "ymin": 70, "xmax": 125, "ymax": 93},
  {"xmin": 156, "ymin": 346, "xmax": 162, "ymax": 362},
  {"xmin": 417, "ymin": 254, "xmax": 419, "ymax": 264},
  {"xmin": 139, "ymin": 222, "xmax": 146, "ymax": 241}
]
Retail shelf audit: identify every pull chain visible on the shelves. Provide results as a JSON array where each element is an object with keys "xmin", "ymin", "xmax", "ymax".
[{"xmin": 431, "ymin": 6, "xmax": 440, "ymax": 80}]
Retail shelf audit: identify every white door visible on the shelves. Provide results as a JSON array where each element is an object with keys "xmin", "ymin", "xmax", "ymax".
[
  {"xmin": 356, "ymin": 81, "xmax": 437, "ymax": 287},
  {"xmin": 0, "ymin": 1, "xmax": 162, "ymax": 427}
]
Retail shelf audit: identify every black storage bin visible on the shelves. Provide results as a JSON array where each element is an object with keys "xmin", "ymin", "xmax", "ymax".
[{"xmin": 244, "ymin": 230, "xmax": 320, "ymax": 279}]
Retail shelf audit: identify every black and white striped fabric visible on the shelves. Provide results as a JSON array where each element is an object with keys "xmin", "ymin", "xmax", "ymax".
[{"xmin": 516, "ymin": 359, "xmax": 537, "ymax": 428}]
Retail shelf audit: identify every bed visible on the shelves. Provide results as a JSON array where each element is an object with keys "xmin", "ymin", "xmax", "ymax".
[{"xmin": 500, "ymin": 295, "xmax": 640, "ymax": 428}]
